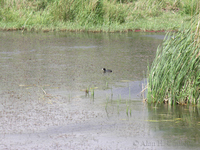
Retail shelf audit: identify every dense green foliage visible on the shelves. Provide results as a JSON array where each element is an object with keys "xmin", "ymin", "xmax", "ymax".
[
  {"xmin": 147, "ymin": 17, "xmax": 200, "ymax": 105},
  {"xmin": 0, "ymin": 0, "xmax": 199, "ymax": 31}
]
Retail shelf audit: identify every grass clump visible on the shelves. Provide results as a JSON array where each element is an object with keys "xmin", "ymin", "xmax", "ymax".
[
  {"xmin": 0, "ymin": 0, "xmax": 199, "ymax": 32},
  {"xmin": 147, "ymin": 16, "xmax": 200, "ymax": 105}
]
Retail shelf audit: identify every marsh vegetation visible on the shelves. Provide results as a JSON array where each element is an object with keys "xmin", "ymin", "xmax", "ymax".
[
  {"xmin": 0, "ymin": 0, "xmax": 199, "ymax": 32},
  {"xmin": 147, "ymin": 16, "xmax": 200, "ymax": 105}
]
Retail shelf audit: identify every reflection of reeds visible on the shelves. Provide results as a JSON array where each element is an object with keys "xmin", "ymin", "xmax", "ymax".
[
  {"xmin": 126, "ymin": 99, "xmax": 131, "ymax": 116},
  {"xmin": 141, "ymin": 83, "xmax": 148, "ymax": 102},
  {"xmin": 147, "ymin": 17, "xmax": 200, "ymax": 105},
  {"xmin": 126, "ymin": 99, "xmax": 129, "ymax": 116},
  {"xmin": 117, "ymin": 94, "xmax": 121, "ymax": 114},
  {"xmin": 105, "ymin": 95, "xmax": 109, "ymax": 111},
  {"xmin": 147, "ymin": 104, "xmax": 200, "ymax": 134}
]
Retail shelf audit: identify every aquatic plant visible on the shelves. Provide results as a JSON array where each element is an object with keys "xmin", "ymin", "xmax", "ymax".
[
  {"xmin": 126, "ymin": 99, "xmax": 129, "ymax": 116},
  {"xmin": 106, "ymin": 82, "xmax": 108, "ymax": 88},
  {"xmin": 90, "ymin": 87, "xmax": 95, "ymax": 101},
  {"xmin": 105, "ymin": 94, "xmax": 109, "ymax": 111},
  {"xmin": 126, "ymin": 98, "xmax": 132, "ymax": 116},
  {"xmin": 147, "ymin": 16, "xmax": 200, "ymax": 105},
  {"xmin": 117, "ymin": 94, "xmax": 121, "ymax": 114}
]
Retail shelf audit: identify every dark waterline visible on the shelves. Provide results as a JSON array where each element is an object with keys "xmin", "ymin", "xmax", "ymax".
[{"xmin": 0, "ymin": 31, "xmax": 199, "ymax": 150}]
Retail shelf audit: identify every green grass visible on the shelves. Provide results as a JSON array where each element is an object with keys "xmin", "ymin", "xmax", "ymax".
[
  {"xmin": 147, "ymin": 16, "xmax": 200, "ymax": 105},
  {"xmin": 0, "ymin": 0, "xmax": 199, "ymax": 32}
]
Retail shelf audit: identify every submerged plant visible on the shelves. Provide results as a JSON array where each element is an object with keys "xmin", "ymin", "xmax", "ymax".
[
  {"xmin": 117, "ymin": 94, "xmax": 121, "ymax": 114},
  {"xmin": 106, "ymin": 81, "xmax": 108, "ymax": 88},
  {"xmin": 105, "ymin": 94, "xmax": 109, "ymax": 111},
  {"xmin": 147, "ymin": 17, "xmax": 200, "ymax": 105},
  {"xmin": 126, "ymin": 98, "xmax": 132, "ymax": 116},
  {"xmin": 126, "ymin": 100, "xmax": 129, "ymax": 116}
]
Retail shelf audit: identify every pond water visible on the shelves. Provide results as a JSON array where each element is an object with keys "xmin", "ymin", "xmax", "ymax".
[{"xmin": 0, "ymin": 31, "xmax": 200, "ymax": 149}]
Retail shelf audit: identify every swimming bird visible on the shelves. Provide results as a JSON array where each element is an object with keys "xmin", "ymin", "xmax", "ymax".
[{"xmin": 102, "ymin": 68, "xmax": 112, "ymax": 73}]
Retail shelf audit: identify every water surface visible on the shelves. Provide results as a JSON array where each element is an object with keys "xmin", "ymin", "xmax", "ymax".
[{"xmin": 0, "ymin": 31, "xmax": 199, "ymax": 149}]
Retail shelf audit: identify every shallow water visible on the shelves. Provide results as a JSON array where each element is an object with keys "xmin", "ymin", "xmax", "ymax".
[{"xmin": 0, "ymin": 31, "xmax": 200, "ymax": 149}]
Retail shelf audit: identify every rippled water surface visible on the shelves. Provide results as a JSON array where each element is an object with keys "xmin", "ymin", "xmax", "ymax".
[{"xmin": 0, "ymin": 31, "xmax": 199, "ymax": 150}]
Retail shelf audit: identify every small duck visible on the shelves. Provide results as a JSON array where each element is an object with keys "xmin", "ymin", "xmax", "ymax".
[{"xmin": 102, "ymin": 68, "xmax": 112, "ymax": 73}]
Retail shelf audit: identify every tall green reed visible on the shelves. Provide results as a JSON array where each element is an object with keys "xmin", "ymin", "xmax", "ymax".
[{"xmin": 147, "ymin": 17, "xmax": 200, "ymax": 105}]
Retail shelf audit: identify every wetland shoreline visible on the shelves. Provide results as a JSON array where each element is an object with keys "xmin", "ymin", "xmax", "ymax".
[{"xmin": 0, "ymin": 0, "xmax": 197, "ymax": 33}]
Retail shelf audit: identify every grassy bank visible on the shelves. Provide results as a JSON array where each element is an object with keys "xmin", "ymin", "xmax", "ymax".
[
  {"xmin": 147, "ymin": 16, "xmax": 200, "ymax": 105},
  {"xmin": 0, "ymin": 0, "xmax": 199, "ymax": 32}
]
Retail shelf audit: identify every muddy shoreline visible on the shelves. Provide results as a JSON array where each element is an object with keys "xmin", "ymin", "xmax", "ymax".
[{"xmin": 0, "ymin": 27, "xmax": 168, "ymax": 33}]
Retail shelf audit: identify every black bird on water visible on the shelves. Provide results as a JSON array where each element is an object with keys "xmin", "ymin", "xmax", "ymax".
[{"xmin": 102, "ymin": 68, "xmax": 112, "ymax": 73}]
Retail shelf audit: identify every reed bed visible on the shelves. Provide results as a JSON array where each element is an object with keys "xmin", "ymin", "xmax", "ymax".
[{"xmin": 147, "ymin": 17, "xmax": 200, "ymax": 105}]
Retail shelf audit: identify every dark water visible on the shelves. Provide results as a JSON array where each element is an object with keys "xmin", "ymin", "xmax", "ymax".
[{"xmin": 0, "ymin": 31, "xmax": 199, "ymax": 149}]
